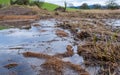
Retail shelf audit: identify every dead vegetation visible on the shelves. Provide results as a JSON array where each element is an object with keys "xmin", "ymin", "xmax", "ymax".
[
  {"xmin": 23, "ymin": 45, "xmax": 74, "ymax": 59},
  {"xmin": 23, "ymin": 51, "xmax": 52, "ymax": 59},
  {"xmin": 40, "ymin": 57, "xmax": 89, "ymax": 75},
  {"xmin": 77, "ymin": 42, "xmax": 120, "ymax": 64},
  {"xmin": 77, "ymin": 31, "xmax": 91, "ymax": 40},
  {"xmin": 0, "ymin": 15, "xmax": 38, "ymax": 20},
  {"xmin": 56, "ymin": 16, "xmax": 120, "ymax": 75},
  {"xmin": 4, "ymin": 63, "xmax": 18, "ymax": 69},
  {"xmin": 23, "ymin": 52, "xmax": 89, "ymax": 75},
  {"xmin": 56, "ymin": 29, "xmax": 68, "ymax": 37},
  {"xmin": 22, "ymin": 45, "xmax": 89, "ymax": 75},
  {"xmin": 54, "ymin": 45, "xmax": 74, "ymax": 58}
]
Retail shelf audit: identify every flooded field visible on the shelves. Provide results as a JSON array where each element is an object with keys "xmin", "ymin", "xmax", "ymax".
[{"xmin": 0, "ymin": 18, "xmax": 120, "ymax": 75}]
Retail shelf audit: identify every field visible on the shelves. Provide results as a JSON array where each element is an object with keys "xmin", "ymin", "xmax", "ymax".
[{"xmin": 0, "ymin": 3, "xmax": 120, "ymax": 75}]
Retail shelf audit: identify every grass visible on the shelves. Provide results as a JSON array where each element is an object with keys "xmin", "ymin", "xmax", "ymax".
[
  {"xmin": 41, "ymin": 2, "xmax": 76, "ymax": 11},
  {"xmin": 0, "ymin": 0, "xmax": 76, "ymax": 11},
  {"xmin": 41, "ymin": 2, "xmax": 59, "ymax": 11},
  {"xmin": 0, "ymin": 26, "xmax": 7, "ymax": 30},
  {"xmin": 0, "ymin": 0, "xmax": 10, "ymax": 5}
]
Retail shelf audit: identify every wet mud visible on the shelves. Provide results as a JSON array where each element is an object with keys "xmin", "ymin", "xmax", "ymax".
[{"xmin": 0, "ymin": 19, "xmax": 89, "ymax": 75}]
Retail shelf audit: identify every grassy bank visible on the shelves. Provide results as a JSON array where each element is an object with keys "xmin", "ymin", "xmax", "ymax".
[
  {"xmin": 41, "ymin": 2, "xmax": 59, "ymax": 11},
  {"xmin": 41, "ymin": 2, "xmax": 76, "ymax": 11}
]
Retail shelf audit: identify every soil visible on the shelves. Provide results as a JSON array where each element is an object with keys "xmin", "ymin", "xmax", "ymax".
[
  {"xmin": 0, "ymin": 5, "xmax": 37, "ymax": 15},
  {"xmin": 0, "ymin": 5, "xmax": 54, "ymax": 28}
]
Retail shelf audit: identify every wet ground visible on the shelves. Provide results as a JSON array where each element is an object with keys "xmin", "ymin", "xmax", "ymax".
[
  {"xmin": 0, "ymin": 19, "xmax": 85, "ymax": 75},
  {"xmin": 0, "ymin": 19, "xmax": 119, "ymax": 75}
]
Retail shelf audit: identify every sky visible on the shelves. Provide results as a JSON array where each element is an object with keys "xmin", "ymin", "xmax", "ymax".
[{"xmin": 44, "ymin": 0, "xmax": 120, "ymax": 6}]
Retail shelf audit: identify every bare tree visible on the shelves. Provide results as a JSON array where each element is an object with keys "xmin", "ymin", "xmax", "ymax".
[{"xmin": 64, "ymin": 1, "xmax": 67, "ymax": 12}]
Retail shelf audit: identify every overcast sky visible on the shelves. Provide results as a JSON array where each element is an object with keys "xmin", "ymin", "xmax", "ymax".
[{"xmin": 44, "ymin": 0, "xmax": 120, "ymax": 6}]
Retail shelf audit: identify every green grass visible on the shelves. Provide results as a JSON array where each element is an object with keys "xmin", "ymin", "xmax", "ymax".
[
  {"xmin": 0, "ymin": 26, "xmax": 7, "ymax": 30},
  {"xmin": 0, "ymin": 0, "xmax": 10, "ymax": 5},
  {"xmin": 0, "ymin": 0, "xmax": 76, "ymax": 11},
  {"xmin": 41, "ymin": 2, "xmax": 76, "ymax": 11},
  {"xmin": 41, "ymin": 2, "xmax": 59, "ymax": 11}
]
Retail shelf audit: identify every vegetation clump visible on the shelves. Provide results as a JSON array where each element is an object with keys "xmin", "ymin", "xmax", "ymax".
[
  {"xmin": 56, "ymin": 29, "xmax": 68, "ymax": 37},
  {"xmin": 77, "ymin": 31, "xmax": 91, "ymax": 40}
]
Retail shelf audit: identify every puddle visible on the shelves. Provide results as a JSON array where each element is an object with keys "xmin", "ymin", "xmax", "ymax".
[
  {"xmin": 105, "ymin": 19, "xmax": 120, "ymax": 27},
  {"xmin": 0, "ymin": 19, "xmax": 81, "ymax": 75},
  {"xmin": 62, "ymin": 54, "xmax": 84, "ymax": 64},
  {"xmin": 0, "ymin": 53, "xmax": 35, "ymax": 75},
  {"xmin": 1, "ymin": 19, "xmax": 115, "ymax": 75}
]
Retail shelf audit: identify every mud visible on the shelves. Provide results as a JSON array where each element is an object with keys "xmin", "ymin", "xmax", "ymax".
[{"xmin": 0, "ymin": 5, "xmax": 37, "ymax": 15}]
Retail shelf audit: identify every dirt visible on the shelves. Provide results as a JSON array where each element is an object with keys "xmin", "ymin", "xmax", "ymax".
[
  {"xmin": 54, "ymin": 10, "xmax": 120, "ymax": 19},
  {"xmin": 0, "ymin": 5, "xmax": 52, "ymax": 28},
  {"xmin": 0, "ymin": 20, "xmax": 33, "ymax": 28}
]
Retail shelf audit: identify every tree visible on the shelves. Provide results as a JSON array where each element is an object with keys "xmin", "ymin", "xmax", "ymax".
[
  {"xmin": 80, "ymin": 3, "xmax": 89, "ymax": 9},
  {"xmin": 10, "ymin": 0, "xmax": 44, "ymax": 8},
  {"xmin": 10, "ymin": 0, "xmax": 29, "ymax": 5},
  {"xmin": 32, "ymin": 0, "xmax": 44, "ymax": 8},
  {"xmin": 93, "ymin": 4, "xmax": 101, "ymax": 9},
  {"xmin": 106, "ymin": 0, "xmax": 119, "ymax": 9}
]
